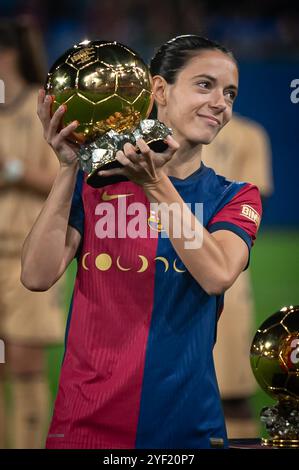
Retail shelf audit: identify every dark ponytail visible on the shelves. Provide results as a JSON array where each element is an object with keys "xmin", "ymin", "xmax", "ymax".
[
  {"xmin": 0, "ymin": 16, "xmax": 47, "ymax": 84},
  {"xmin": 150, "ymin": 34, "xmax": 236, "ymax": 84}
]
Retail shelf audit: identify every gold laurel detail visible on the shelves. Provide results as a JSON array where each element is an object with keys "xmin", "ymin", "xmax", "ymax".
[
  {"xmin": 154, "ymin": 256, "xmax": 169, "ymax": 272},
  {"xmin": 173, "ymin": 259, "xmax": 186, "ymax": 273},
  {"xmin": 95, "ymin": 253, "xmax": 112, "ymax": 271},
  {"xmin": 82, "ymin": 252, "xmax": 90, "ymax": 271},
  {"xmin": 116, "ymin": 256, "xmax": 131, "ymax": 272},
  {"xmin": 137, "ymin": 255, "xmax": 149, "ymax": 273}
]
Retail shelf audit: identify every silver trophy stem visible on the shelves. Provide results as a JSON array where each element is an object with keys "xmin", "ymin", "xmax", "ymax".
[{"xmin": 78, "ymin": 119, "xmax": 172, "ymax": 177}]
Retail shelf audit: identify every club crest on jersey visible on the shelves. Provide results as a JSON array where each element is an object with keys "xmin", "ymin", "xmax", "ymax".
[
  {"xmin": 241, "ymin": 204, "xmax": 260, "ymax": 226},
  {"xmin": 148, "ymin": 210, "xmax": 164, "ymax": 232}
]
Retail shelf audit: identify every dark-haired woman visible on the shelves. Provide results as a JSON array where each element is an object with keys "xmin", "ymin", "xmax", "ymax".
[
  {"xmin": 21, "ymin": 35, "xmax": 262, "ymax": 449},
  {"xmin": 0, "ymin": 18, "xmax": 64, "ymax": 448}
]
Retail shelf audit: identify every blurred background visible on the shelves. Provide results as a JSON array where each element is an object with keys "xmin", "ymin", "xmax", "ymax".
[{"xmin": 0, "ymin": 0, "xmax": 298, "ymax": 446}]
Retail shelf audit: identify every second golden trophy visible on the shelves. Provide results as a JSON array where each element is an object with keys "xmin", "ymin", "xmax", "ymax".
[{"xmin": 250, "ymin": 305, "xmax": 299, "ymax": 448}]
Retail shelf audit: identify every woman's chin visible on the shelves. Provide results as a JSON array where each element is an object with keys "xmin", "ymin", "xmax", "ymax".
[{"xmin": 188, "ymin": 130, "xmax": 219, "ymax": 145}]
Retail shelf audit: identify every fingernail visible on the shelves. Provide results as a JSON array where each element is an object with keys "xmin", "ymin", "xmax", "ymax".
[{"xmin": 59, "ymin": 105, "xmax": 65, "ymax": 112}]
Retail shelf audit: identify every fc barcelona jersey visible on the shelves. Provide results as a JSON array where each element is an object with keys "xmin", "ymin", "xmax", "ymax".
[{"xmin": 46, "ymin": 163, "xmax": 262, "ymax": 449}]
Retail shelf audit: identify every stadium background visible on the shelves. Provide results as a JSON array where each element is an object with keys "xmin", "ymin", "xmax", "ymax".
[{"xmin": 1, "ymin": 0, "xmax": 299, "ymax": 437}]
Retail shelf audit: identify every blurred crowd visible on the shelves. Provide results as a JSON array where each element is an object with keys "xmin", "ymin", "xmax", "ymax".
[{"xmin": 1, "ymin": 0, "xmax": 299, "ymax": 64}]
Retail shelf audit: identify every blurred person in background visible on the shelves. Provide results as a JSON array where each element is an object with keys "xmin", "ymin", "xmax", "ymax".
[
  {"xmin": 0, "ymin": 17, "xmax": 64, "ymax": 448},
  {"xmin": 203, "ymin": 113, "xmax": 273, "ymax": 437}
]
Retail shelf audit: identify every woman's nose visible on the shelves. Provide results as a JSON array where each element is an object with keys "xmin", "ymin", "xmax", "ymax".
[{"xmin": 208, "ymin": 90, "xmax": 226, "ymax": 110}]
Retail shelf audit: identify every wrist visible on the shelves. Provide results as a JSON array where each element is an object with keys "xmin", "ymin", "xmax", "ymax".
[
  {"xmin": 143, "ymin": 172, "xmax": 174, "ymax": 203},
  {"xmin": 59, "ymin": 160, "xmax": 79, "ymax": 171},
  {"xmin": 142, "ymin": 171, "xmax": 168, "ymax": 191}
]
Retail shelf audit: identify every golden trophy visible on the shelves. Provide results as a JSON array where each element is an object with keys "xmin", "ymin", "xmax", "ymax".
[
  {"xmin": 45, "ymin": 40, "xmax": 171, "ymax": 187},
  {"xmin": 250, "ymin": 305, "xmax": 299, "ymax": 448}
]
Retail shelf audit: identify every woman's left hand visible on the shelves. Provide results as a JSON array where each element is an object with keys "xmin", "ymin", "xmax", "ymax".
[{"xmin": 98, "ymin": 135, "xmax": 179, "ymax": 187}]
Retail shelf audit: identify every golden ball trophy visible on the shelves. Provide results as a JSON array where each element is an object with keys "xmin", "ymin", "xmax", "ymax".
[
  {"xmin": 250, "ymin": 305, "xmax": 299, "ymax": 448},
  {"xmin": 45, "ymin": 40, "xmax": 171, "ymax": 187}
]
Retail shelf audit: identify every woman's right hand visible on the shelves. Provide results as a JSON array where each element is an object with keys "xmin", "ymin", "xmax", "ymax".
[{"xmin": 37, "ymin": 89, "xmax": 80, "ymax": 167}]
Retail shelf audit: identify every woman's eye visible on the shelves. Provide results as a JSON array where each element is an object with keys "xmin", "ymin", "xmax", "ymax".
[
  {"xmin": 197, "ymin": 81, "xmax": 210, "ymax": 89},
  {"xmin": 225, "ymin": 90, "xmax": 236, "ymax": 101}
]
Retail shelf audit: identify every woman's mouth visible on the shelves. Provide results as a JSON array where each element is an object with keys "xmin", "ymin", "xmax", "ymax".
[{"xmin": 197, "ymin": 114, "xmax": 221, "ymax": 126}]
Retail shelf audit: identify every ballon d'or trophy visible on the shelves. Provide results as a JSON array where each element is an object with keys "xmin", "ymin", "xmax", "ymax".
[
  {"xmin": 45, "ymin": 40, "xmax": 171, "ymax": 187},
  {"xmin": 250, "ymin": 305, "xmax": 299, "ymax": 448}
]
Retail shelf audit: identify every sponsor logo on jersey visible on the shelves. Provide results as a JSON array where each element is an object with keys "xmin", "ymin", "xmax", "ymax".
[{"xmin": 241, "ymin": 204, "xmax": 260, "ymax": 226}]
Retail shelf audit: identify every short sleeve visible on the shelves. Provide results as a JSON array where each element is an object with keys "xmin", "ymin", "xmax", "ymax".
[
  {"xmin": 68, "ymin": 169, "xmax": 84, "ymax": 237},
  {"xmin": 207, "ymin": 183, "xmax": 262, "ymax": 251}
]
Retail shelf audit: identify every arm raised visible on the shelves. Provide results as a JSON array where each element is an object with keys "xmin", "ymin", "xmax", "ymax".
[{"xmin": 21, "ymin": 89, "xmax": 82, "ymax": 290}]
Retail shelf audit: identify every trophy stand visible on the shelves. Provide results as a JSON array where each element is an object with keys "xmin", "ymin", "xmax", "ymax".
[
  {"xmin": 260, "ymin": 400, "xmax": 299, "ymax": 448},
  {"xmin": 78, "ymin": 119, "xmax": 171, "ymax": 188}
]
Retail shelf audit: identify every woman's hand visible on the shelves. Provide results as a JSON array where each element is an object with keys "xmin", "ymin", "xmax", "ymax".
[
  {"xmin": 37, "ymin": 89, "xmax": 80, "ymax": 167},
  {"xmin": 98, "ymin": 135, "xmax": 179, "ymax": 187}
]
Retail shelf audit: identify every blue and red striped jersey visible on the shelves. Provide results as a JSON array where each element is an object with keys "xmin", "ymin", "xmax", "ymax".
[{"xmin": 46, "ymin": 163, "xmax": 262, "ymax": 449}]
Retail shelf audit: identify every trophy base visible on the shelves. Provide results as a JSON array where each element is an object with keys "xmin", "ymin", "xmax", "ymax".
[
  {"xmin": 86, "ymin": 161, "xmax": 129, "ymax": 188},
  {"xmin": 262, "ymin": 438, "xmax": 299, "ymax": 448},
  {"xmin": 85, "ymin": 139, "xmax": 169, "ymax": 188}
]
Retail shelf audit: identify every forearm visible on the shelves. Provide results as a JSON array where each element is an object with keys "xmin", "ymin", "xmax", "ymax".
[
  {"xmin": 21, "ymin": 163, "xmax": 79, "ymax": 290},
  {"xmin": 143, "ymin": 173, "xmax": 233, "ymax": 294}
]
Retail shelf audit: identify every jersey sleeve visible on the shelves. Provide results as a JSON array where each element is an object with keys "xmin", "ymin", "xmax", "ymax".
[
  {"xmin": 207, "ymin": 183, "xmax": 262, "ymax": 251},
  {"xmin": 68, "ymin": 170, "xmax": 84, "ymax": 237}
]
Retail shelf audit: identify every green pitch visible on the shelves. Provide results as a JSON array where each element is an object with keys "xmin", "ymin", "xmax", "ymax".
[{"xmin": 47, "ymin": 229, "xmax": 299, "ymax": 435}]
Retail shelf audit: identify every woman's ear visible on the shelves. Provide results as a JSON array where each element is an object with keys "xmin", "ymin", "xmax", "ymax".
[{"xmin": 152, "ymin": 75, "xmax": 168, "ymax": 106}]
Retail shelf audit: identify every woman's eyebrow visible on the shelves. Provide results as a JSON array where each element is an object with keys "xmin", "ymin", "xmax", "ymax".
[
  {"xmin": 192, "ymin": 74, "xmax": 238, "ymax": 91},
  {"xmin": 192, "ymin": 74, "xmax": 216, "ymax": 82}
]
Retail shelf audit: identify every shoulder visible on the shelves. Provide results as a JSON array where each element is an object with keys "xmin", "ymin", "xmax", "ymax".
[
  {"xmin": 203, "ymin": 163, "xmax": 260, "ymax": 201},
  {"xmin": 216, "ymin": 177, "xmax": 262, "ymax": 219},
  {"xmin": 201, "ymin": 163, "xmax": 234, "ymax": 195}
]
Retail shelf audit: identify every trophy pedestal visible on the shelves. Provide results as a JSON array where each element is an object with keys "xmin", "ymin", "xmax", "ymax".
[
  {"xmin": 229, "ymin": 438, "xmax": 263, "ymax": 449},
  {"xmin": 87, "ymin": 161, "xmax": 128, "ymax": 188},
  {"xmin": 262, "ymin": 437, "xmax": 299, "ymax": 448},
  {"xmin": 229, "ymin": 438, "xmax": 299, "ymax": 449},
  {"xmin": 86, "ymin": 139, "xmax": 169, "ymax": 188},
  {"xmin": 79, "ymin": 120, "xmax": 171, "ymax": 188}
]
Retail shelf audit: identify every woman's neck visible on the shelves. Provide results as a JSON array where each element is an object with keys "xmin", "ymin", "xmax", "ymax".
[
  {"xmin": 163, "ymin": 131, "xmax": 203, "ymax": 180},
  {"xmin": 157, "ymin": 108, "xmax": 203, "ymax": 179}
]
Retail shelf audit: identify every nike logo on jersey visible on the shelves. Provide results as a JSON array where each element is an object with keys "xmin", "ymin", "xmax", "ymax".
[{"xmin": 101, "ymin": 191, "xmax": 134, "ymax": 201}]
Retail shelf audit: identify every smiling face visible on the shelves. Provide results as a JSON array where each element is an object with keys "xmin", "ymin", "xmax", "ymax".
[{"xmin": 154, "ymin": 49, "xmax": 239, "ymax": 145}]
